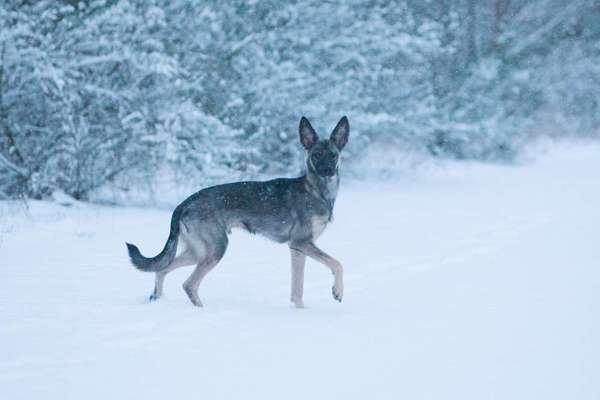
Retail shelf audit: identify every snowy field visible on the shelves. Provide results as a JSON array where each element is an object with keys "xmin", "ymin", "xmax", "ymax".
[{"xmin": 1, "ymin": 143, "xmax": 599, "ymax": 400}]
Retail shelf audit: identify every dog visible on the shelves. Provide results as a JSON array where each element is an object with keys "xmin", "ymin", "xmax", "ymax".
[{"xmin": 126, "ymin": 116, "xmax": 349, "ymax": 307}]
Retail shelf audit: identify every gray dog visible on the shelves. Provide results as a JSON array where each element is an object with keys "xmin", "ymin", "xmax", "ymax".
[{"xmin": 126, "ymin": 116, "xmax": 349, "ymax": 307}]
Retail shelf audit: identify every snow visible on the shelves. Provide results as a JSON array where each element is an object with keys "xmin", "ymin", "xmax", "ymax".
[{"xmin": 1, "ymin": 142, "xmax": 599, "ymax": 399}]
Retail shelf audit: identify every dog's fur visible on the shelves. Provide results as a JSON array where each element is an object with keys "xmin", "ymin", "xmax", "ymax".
[{"xmin": 126, "ymin": 116, "xmax": 349, "ymax": 307}]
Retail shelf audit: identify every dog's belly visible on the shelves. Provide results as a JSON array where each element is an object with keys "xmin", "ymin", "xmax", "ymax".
[
  {"xmin": 230, "ymin": 217, "xmax": 294, "ymax": 243},
  {"xmin": 254, "ymin": 221, "xmax": 294, "ymax": 243}
]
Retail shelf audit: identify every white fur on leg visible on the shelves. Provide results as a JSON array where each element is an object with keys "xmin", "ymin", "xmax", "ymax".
[{"xmin": 290, "ymin": 248, "xmax": 306, "ymax": 308}]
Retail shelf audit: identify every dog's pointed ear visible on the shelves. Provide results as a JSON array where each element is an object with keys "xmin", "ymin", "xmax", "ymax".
[
  {"xmin": 330, "ymin": 116, "xmax": 349, "ymax": 150},
  {"xmin": 299, "ymin": 116, "xmax": 318, "ymax": 150}
]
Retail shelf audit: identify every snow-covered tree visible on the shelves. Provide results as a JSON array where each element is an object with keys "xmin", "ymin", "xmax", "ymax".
[{"xmin": 1, "ymin": 0, "xmax": 599, "ymax": 201}]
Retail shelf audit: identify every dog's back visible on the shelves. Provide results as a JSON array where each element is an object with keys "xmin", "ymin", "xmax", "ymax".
[{"xmin": 177, "ymin": 177, "xmax": 331, "ymax": 243}]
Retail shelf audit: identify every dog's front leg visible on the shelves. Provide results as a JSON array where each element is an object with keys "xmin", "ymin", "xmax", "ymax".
[
  {"xmin": 290, "ymin": 241, "xmax": 343, "ymax": 303},
  {"xmin": 289, "ymin": 248, "xmax": 306, "ymax": 308}
]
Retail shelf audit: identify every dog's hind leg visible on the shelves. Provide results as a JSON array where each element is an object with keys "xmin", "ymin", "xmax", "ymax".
[
  {"xmin": 150, "ymin": 249, "xmax": 196, "ymax": 301},
  {"xmin": 290, "ymin": 248, "xmax": 306, "ymax": 308},
  {"xmin": 182, "ymin": 227, "xmax": 228, "ymax": 307}
]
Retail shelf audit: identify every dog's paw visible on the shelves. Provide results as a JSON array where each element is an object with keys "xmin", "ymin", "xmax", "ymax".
[
  {"xmin": 291, "ymin": 297, "xmax": 305, "ymax": 308},
  {"xmin": 190, "ymin": 298, "xmax": 204, "ymax": 307},
  {"xmin": 149, "ymin": 293, "xmax": 159, "ymax": 302},
  {"xmin": 183, "ymin": 284, "xmax": 203, "ymax": 307},
  {"xmin": 332, "ymin": 286, "xmax": 343, "ymax": 303}
]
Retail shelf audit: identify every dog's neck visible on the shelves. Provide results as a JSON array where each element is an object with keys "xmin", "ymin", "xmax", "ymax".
[{"xmin": 304, "ymin": 164, "xmax": 339, "ymax": 220}]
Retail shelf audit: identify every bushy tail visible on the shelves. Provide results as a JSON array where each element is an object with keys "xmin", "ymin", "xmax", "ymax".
[{"xmin": 126, "ymin": 208, "xmax": 182, "ymax": 273}]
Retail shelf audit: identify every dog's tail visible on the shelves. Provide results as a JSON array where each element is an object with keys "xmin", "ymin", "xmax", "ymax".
[{"xmin": 125, "ymin": 207, "xmax": 182, "ymax": 273}]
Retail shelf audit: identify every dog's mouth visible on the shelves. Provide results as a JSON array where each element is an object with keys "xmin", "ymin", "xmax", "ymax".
[{"xmin": 316, "ymin": 167, "xmax": 337, "ymax": 177}]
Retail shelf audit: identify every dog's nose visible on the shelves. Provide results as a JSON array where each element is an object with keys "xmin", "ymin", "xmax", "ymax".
[{"xmin": 322, "ymin": 168, "xmax": 336, "ymax": 177}]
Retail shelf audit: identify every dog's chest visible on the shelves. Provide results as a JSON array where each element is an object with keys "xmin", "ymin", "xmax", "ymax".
[{"xmin": 311, "ymin": 214, "xmax": 329, "ymax": 239}]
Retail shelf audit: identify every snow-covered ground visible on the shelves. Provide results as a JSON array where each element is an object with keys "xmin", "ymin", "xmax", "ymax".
[{"xmin": 1, "ymin": 143, "xmax": 599, "ymax": 400}]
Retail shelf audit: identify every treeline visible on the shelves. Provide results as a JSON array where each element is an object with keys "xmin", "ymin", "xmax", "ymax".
[{"xmin": 1, "ymin": 0, "xmax": 599, "ymax": 200}]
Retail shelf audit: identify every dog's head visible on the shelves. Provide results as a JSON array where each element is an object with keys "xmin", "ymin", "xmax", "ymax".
[{"xmin": 299, "ymin": 116, "xmax": 349, "ymax": 178}]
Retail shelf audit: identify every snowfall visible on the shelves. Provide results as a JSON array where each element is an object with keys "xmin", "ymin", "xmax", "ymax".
[{"xmin": 0, "ymin": 142, "xmax": 598, "ymax": 400}]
